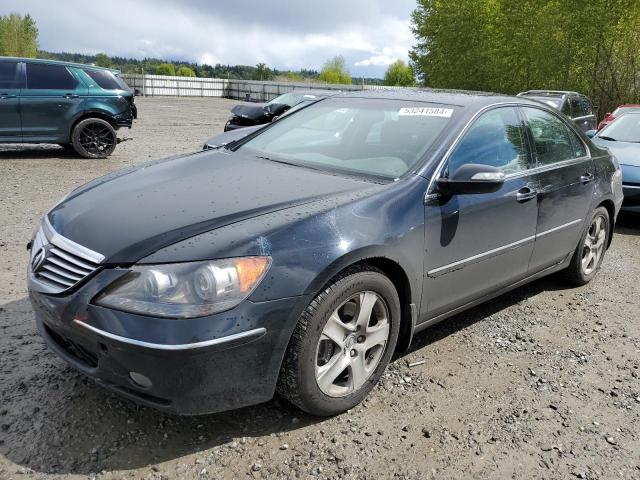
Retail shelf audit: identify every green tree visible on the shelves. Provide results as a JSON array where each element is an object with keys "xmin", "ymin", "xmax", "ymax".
[
  {"xmin": 0, "ymin": 13, "xmax": 38, "ymax": 57},
  {"xmin": 155, "ymin": 63, "xmax": 176, "ymax": 76},
  {"xmin": 176, "ymin": 65, "xmax": 196, "ymax": 77},
  {"xmin": 409, "ymin": 0, "xmax": 640, "ymax": 115},
  {"xmin": 319, "ymin": 55, "xmax": 351, "ymax": 84},
  {"xmin": 383, "ymin": 60, "xmax": 415, "ymax": 86},
  {"xmin": 253, "ymin": 62, "xmax": 273, "ymax": 80},
  {"xmin": 94, "ymin": 53, "xmax": 113, "ymax": 68}
]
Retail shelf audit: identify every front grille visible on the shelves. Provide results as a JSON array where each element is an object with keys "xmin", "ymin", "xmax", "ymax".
[{"xmin": 33, "ymin": 245, "xmax": 101, "ymax": 291}]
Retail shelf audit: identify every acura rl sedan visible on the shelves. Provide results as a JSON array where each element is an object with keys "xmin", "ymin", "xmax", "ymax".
[{"xmin": 27, "ymin": 91, "xmax": 623, "ymax": 416}]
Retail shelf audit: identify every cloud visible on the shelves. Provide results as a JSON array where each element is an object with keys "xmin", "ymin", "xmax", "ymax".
[
  {"xmin": 355, "ymin": 55, "xmax": 398, "ymax": 67},
  {"xmin": 3, "ymin": 0, "xmax": 417, "ymax": 77}
]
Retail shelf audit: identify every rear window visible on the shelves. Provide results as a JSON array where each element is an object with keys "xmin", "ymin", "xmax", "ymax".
[
  {"xmin": 0, "ymin": 62, "xmax": 21, "ymax": 89},
  {"xmin": 83, "ymin": 69, "xmax": 130, "ymax": 91},
  {"xmin": 26, "ymin": 63, "xmax": 77, "ymax": 90}
]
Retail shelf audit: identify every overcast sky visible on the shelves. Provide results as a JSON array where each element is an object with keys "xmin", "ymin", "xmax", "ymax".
[{"xmin": 4, "ymin": 0, "xmax": 417, "ymax": 78}]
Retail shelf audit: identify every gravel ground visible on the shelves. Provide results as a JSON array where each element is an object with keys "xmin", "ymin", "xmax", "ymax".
[{"xmin": 0, "ymin": 97, "xmax": 639, "ymax": 480}]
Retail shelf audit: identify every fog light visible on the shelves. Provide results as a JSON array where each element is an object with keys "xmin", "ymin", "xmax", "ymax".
[{"xmin": 129, "ymin": 371, "xmax": 152, "ymax": 389}]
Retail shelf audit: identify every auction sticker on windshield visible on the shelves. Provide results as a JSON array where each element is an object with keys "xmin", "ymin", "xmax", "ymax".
[{"xmin": 398, "ymin": 107, "xmax": 454, "ymax": 117}]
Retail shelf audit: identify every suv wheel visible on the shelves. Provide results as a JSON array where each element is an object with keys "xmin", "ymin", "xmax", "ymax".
[
  {"xmin": 72, "ymin": 118, "xmax": 117, "ymax": 159},
  {"xmin": 277, "ymin": 266, "xmax": 400, "ymax": 416},
  {"xmin": 564, "ymin": 206, "xmax": 610, "ymax": 285}
]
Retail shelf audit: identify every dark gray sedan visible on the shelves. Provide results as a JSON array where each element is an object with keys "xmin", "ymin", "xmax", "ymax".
[{"xmin": 27, "ymin": 91, "xmax": 623, "ymax": 416}]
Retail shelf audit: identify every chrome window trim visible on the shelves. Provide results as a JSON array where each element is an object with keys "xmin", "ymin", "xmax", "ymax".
[
  {"xmin": 43, "ymin": 216, "xmax": 105, "ymax": 264},
  {"xmin": 623, "ymin": 184, "xmax": 640, "ymax": 189},
  {"xmin": 504, "ymin": 155, "xmax": 591, "ymax": 180},
  {"xmin": 73, "ymin": 319, "xmax": 266, "ymax": 351},
  {"xmin": 426, "ymin": 219, "xmax": 582, "ymax": 277}
]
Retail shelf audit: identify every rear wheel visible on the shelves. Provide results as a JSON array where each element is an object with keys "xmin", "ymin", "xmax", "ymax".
[
  {"xmin": 277, "ymin": 266, "xmax": 400, "ymax": 416},
  {"xmin": 564, "ymin": 206, "xmax": 610, "ymax": 285},
  {"xmin": 72, "ymin": 118, "xmax": 117, "ymax": 158}
]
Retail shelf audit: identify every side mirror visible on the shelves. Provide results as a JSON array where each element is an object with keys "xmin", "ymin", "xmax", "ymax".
[
  {"xmin": 585, "ymin": 129, "xmax": 597, "ymax": 138},
  {"xmin": 437, "ymin": 164, "xmax": 505, "ymax": 195}
]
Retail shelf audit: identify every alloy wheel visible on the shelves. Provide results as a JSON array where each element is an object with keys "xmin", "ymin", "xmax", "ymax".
[
  {"xmin": 581, "ymin": 214, "xmax": 607, "ymax": 275},
  {"xmin": 315, "ymin": 291, "xmax": 390, "ymax": 397},
  {"xmin": 78, "ymin": 122, "xmax": 116, "ymax": 156}
]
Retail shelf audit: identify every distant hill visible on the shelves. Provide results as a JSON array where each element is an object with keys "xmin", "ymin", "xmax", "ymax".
[{"xmin": 37, "ymin": 51, "xmax": 384, "ymax": 85}]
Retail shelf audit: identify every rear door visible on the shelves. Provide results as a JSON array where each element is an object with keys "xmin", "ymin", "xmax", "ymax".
[
  {"xmin": 521, "ymin": 106, "xmax": 595, "ymax": 273},
  {"xmin": 20, "ymin": 62, "xmax": 88, "ymax": 142},
  {"xmin": 422, "ymin": 106, "xmax": 539, "ymax": 319},
  {"xmin": 0, "ymin": 61, "xmax": 23, "ymax": 141}
]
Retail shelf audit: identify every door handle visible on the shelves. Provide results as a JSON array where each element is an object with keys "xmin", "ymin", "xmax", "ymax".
[
  {"xmin": 580, "ymin": 173, "xmax": 594, "ymax": 184},
  {"xmin": 62, "ymin": 93, "xmax": 79, "ymax": 98},
  {"xmin": 516, "ymin": 187, "xmax": 538, "ymax": 202}
]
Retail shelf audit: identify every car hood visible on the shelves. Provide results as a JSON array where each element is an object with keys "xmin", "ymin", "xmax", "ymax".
[
  {"xmin": 593, "ymin": 138, "xmax": 640, "ymax": 166},
  {"xmin": 230, "ymin": 103, "xmax": 289, "ymax": 121},
  {"xmin": 48, "ymin": 150, "xmax": 377, "ymax": 263}
]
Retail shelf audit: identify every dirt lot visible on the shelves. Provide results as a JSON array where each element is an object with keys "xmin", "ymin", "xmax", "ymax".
[{"xmin": 0, "ymin": 97, "xmax": 639, "ymax": 480}]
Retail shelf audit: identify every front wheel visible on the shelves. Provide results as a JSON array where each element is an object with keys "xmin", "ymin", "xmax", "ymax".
[
  {"xmin": 71, "ymin": 118, "xmax": 117, "ymax": 159},
  {"xmin": 563, "ymin": 206, "xmax": 610, "ymax": 286},
  {"xmin": 277, "ymin": 266, "xmax": 400, "ymax": 416}
]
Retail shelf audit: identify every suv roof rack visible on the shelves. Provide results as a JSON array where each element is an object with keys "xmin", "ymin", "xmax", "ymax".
[{"xmin": 517, "ymin": 90, "xmax": 581, "ymax": 97}]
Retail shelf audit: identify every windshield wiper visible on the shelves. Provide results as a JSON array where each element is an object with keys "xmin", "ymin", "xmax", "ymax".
[
  {"xmin": 598, "ymin": 135, "xmax": 617, "ymax": 142},
  {"xmin": 255, "ymin": 154, "xmax": 322, "ymax": 171}
]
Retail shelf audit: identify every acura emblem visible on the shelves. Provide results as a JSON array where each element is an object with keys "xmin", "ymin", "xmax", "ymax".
[{"xmin": 31, "ymin": 248, "xmax": 46, "ymax": 272}]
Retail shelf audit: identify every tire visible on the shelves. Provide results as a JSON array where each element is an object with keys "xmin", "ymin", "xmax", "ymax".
[
  {"xmin": 563, "ymin": 206, "xmax": 610, "ymax": 286},
  {"xmin": 71, "ymin": 118, "xmax": 117, "ymax": 159},
  {"xmin": 277, "ymin": 266, "xmax": 400, "ymax": 416}
]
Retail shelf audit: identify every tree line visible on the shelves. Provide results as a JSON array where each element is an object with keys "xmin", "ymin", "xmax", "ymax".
[{"xmin": 410, "ymin": 0, "xmax": 640, "ymax": 115}]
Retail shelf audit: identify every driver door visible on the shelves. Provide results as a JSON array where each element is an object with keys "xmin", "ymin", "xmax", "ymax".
[{"xmin": 422, "ymin": 106, "xmax": 539, "ymax": 320}]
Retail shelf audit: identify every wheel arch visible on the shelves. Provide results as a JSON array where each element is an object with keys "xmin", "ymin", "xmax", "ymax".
[
  {"xmin": 303, "ymin": 247, "xmax": 419, "ymax": 354},
  {"xmin": 595, "ymin": 198, "xmax": 616, "ymax": 249},
  {"xmin": 67, "ymin": 110, "xmax": 118, "ymax": 142}
]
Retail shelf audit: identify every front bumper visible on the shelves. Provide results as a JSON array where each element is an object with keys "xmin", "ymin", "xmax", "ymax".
[{"xmin": 28, "ymin": 269, "xmax": 304, "ymax": 415}]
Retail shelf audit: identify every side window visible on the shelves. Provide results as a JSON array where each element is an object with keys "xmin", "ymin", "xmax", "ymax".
[
  {"xmin": 578, "ymin": 97, "xmax": 593, "ymax": 117},
  {"xmin": 0, "ymin": 62, "xmax": 20, "ymax": 89},
  {"xmin": 447, "ymin": 107, "xmax": 528, "ymax": 176},
  {"xmin": 522, "ymin": 107, "xmax": 585, "ymax": 165},
  {"xmin": 26, "ymin": 63, "xmax": 77, "ymax": 90}
]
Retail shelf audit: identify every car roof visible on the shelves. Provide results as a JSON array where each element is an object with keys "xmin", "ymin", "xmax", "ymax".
[
  {"xmin": 336, "ymin": 88, "xmax": 533, "ymax": 108},
  {"xmin": 0, "ymin": 56, "xmax": 120, "ymax": 73},
  {"xmin": 518, "ymin": 90, "xmax": 581, "ymax": 98},
  {"xmin": 616, "ymin": 104, "xmax": 640, "ymax": 108}
]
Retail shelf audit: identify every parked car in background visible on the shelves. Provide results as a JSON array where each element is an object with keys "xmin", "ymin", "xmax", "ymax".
[
  {"xmin": 28, "ymin": 91, "xmax": 622, "ymax": 417},
  {"xmin": 517, "ymin": 90, "xmax": 597, "ymax": 132},
  {"xmin": 597, "ymin": 104, "xmax": 640, "ymax": 130},
  {"xmin": 589, "ymin": 112, "xmax": 640, "ymax": 214},
  {"xmin": 223, "ymin": 90, "xmax": 334, "ymax": 131},
  {"xmin": 0, "ymin": 57, "xmax": 136, "ymax": 158}
]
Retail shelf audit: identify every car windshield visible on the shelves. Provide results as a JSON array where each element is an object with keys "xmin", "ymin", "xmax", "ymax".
[
  {"xmin": 237, "ymin": 98, "xmax": 456, "ymax": 179},
  {"xmin": 598, "ymin": 113, "xmax": 640, "ymax": 142},
  {"xmin": 528, "ymin": 96, "xmax": 562, "ymax": 109},
  {"xmin": 268, "ymin": 92, "xmax": 316, "ymax": 106}
]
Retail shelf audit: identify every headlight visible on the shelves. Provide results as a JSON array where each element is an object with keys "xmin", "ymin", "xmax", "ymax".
[{"xmin": 94, "ymin": 257, "xmax": 271, "ymax": 318}]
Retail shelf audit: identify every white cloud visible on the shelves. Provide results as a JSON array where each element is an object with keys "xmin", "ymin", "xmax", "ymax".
[
  {"xmin": 4, "ymin": 0, "xmax": 417, "ymax": 77},
  {"xmin": 355, "ymin": 55, "xmax": 398, "ymax": 67}
]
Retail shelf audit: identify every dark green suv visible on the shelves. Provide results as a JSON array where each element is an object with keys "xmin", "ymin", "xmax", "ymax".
[{"xmin": 0, "ymin": 57, "xmax": 136, "ymax": 158}]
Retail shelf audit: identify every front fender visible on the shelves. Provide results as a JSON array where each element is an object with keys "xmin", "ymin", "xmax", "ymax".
[{"xmin": 141, "ymin": 175, "xmax": 429, "ymax": 307}]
